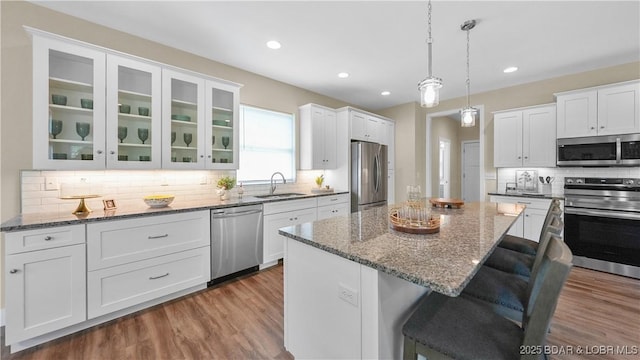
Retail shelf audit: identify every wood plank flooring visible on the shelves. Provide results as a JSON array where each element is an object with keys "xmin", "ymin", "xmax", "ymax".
[{"xmin": 2, "ymin": 265, "xmax": 639, "ymax": 359}]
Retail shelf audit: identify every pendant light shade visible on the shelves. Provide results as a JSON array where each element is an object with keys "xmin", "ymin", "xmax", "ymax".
[
  {"xmin": 460, "ymin": 19, "xmax": 477, "ymax": 127},
  {"xmin": 418, "ymin": 0, "xmax": 442, "ymax": 108}
]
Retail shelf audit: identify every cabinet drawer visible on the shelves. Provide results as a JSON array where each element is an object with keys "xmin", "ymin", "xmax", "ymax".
[
  {"xmin": 5, "ymin": 225, "xmax": 85, "ymax": 255},
  {"xmin": 490, "ymin": 196, "xmax": 551, "ymax": 210},
  {"xmin": 263, "ymin": 198, "xmax": 317, "ymax": 215},
  {"xmin": 87, "ymin": 246, "xmax": 210, "ymax": 319},
  {"xmin": 87, "ymin": 211, "xmax": 209, "ymax": 270},
  {"xmin": 317, "ymin": 193, "xmax": 349, "ymax": 207}
]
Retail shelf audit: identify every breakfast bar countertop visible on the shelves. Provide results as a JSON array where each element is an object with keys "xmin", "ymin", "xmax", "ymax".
[{"xmin": 279, "ymin": 201, "xmax": 522, "ymax": 296}]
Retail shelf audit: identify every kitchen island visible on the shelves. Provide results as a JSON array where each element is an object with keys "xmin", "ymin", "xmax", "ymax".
[{"xmin": 279, "ymin": 202, "xmax": 522, "ymax": 359}]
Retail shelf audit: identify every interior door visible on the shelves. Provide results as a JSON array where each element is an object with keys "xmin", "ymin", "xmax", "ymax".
[
  {"xmin": 462, "ymin": 141, "xmax": 480, "ymax": 202},
  {"xmin": 439, "ymin": 139, "xmax": 451, "ymax": 198}
]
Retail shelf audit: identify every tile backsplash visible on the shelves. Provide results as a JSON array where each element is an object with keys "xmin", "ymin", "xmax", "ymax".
[
  {"xmin": 20, "ymin": 169, "xmax": 326, "ymax": 214},
  {"xmin": 497, "ymin": 167, "xmax": 640, "ymax": 195}
]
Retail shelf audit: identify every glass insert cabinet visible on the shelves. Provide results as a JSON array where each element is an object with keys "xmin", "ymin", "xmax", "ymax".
[{"xmin": 32, "ymin": 32, "xmax": 240, "ymax": 170}]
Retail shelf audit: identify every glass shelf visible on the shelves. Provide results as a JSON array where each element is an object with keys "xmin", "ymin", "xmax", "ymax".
[
  {"xmin": 212, "ymin": 148, "xmax": 233, "ymax": 152},
  {"xmin": 49, "ymin": 77, "xmax": 92, "ymax": 92},
  {"xmin": 119, "ymin": 113, "xmax": 152, "ymax": 121},
  {"xmin": 171, "ymin": 99, "xmax": 197, "ymax": 108},
  {"xmin": 171, "ymin": 146, "xmax": 197, "ymax": 151},
  {"xmin": 171, "ymin": 119, "xmax": 197, "ymax": 127},
  {"xmin": 118, "ymin": 143, "xmax": 152, "ymax": 148},
  {"xmin": 212, "ymin": 125, "xmax": 233, "ymax": 130},
  {"xmin": 49, "ymin": 139, "xmax": 93, "ymax": 145},
  {"xmin": 49, "ymin": 104, "xmax": 93, "ymax": 114},
  {"xmin": 118, "ymin": 89, "xmax": 152, "ymax": 101}
]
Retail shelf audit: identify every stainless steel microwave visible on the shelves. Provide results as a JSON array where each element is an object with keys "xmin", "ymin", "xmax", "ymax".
[{"xmin": 557, "ymin": 134, "xmax": 640, "ymax": 167}]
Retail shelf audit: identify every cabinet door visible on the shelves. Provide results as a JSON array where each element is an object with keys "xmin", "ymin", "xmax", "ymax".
[
  {"xmin": 323, "ymin": 109, "xmax": 338, "ymax": 169},
  {"xmin": 5, "ymin": 244, "xmax": 86, "ymax": 344},
  {"xmin": 597, "ymin": 83, "xmax": 640, "ymax": 136},
  {"xmin": 350, "ymin": 112, "xmax": 367, "ymax": 141},
  {"xmin": 33, "ymin": 36, "xmax": 106, "ymax": 169},
  {"xmin": 556, "ymin": 90, "xmax": 598, "ymax": 138},
  {"xmin": 365, "ymin": 116, "xmax": 381, "ymax": 143},
  {"xmin": 317, "ymin": 202, "xmax": 350, "ymax": 220},
  {"xmin": 523, "ymin": 208, "xmax": 548, "ymax": 242},
  {"xmin": 385, "ymin": 121, "xmax": 395, "ymax": 170},
  {"xmin": 522, "ymin": 106, "xmax": 556, "ymax": 167},
  {"xmin": 263, "ymin": 208, "xmax": 317, "ymax": 264},
  {"xmin": 507, "ymin": 215, "xmax": 525, "ymax": 238},
  {"xmin": 310, "ymin": 107, "xmax": 326, "ymax": 169},
  {"xmin": 206, "ymin": 80, "xmax": 240, "ymax": 169},
  {"xmin": 106, "ymin": 55, "xmax": 162, "ymax": 169},
  {"xmin": 493, "ymin": 111, "xmax": 523, "ymax": 167},
  {"xmin": 162, "ymin": 69, "xmax": 206, "ymax": 169}
]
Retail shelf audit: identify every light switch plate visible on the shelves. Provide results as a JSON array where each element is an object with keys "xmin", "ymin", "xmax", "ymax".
[{"xmin": 338, "ymin": 283, "xmax": 359, "ymax": 307}]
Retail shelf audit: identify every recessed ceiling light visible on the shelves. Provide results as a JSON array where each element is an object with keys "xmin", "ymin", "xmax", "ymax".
[
  {"xmin": 381, "ymin": 91, "xmax": 391, "ymax": 96},
  {"xmin": 337, "ymin": 72, "xmax": 349, "ymax": 79},
  {"xmin": 503, "ymin": 66, "xmax": 518, "ymax": 73},
  {"xmin": 266, "ymin": 40, "xmax": 281, "ymax": 50}
]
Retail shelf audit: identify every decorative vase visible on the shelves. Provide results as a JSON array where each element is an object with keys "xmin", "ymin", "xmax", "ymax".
[{"xmin": 218, "ymin": 189, "xmax": 230, "ymax": 200}]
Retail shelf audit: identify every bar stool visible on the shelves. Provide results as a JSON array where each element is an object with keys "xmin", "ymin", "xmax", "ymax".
[
  {"xmin": 485, "ymin": 213, "xmax": 563, "ymax": 279},
  {"xmin": 461, "ymin": 218, "xmax": 564, "ymax": 323},
  {"xmin": 402, "ymin": 235, "xmax": 572, "ymax": 360},
  {"xmin": 497, "ymin": 199, "xmax": 562, "ymax": 256}
]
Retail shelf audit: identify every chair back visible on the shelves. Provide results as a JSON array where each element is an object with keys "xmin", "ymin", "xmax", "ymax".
[
  {"xmin": 536, "ymin": 200, "xmax": 562, "ymax": 243},
  {"xmin": 521, "ymin": 235, "xmax": 573, "ymax": 354},
  {"xmin": 531, "ymin": 216, "xmax": 564, "ymax": 277}
]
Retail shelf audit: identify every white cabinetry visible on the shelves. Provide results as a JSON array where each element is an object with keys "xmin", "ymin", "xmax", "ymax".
[
  {"xmin": 106, "ymin": 54, "xmax": 162, "ymax": 168},
  {"xmin": 490, "ymin": 196, "xmax": 552, "ymax": 242},
  {"xmin": 380, "ymin": 120, "xmax": 395, "ymax": 203},
  {"xmin": 33, "ymin": 35, "xmax": 106, "ymax": 169},
  {"xmin": 556, "ymin": 80, "xmax": 640, "ymax": 138},
  {"xmin": 300, "ymin": 104, "xmax": 337, "ymax": 169},
  {"xmin": 494, "ymin": 104, "xmax": 556, "ymax": 168},
  {"xmin": 351, "ymin": 110, "xmax": 381, "ymax": 142},
  {"xmin": 86, "ymin": 211, "xmax": 210, "ymax": 318},
  {"xmin": 263, "ymin": 198, "xmax": 317, "ymax": 265},
  {"xmin": 317, "ymin": 194, "xmax": 350, "ymax": 220},
  {"xmin": 4, "ymin": 225, "xmax": 86, "ymax": 344}
]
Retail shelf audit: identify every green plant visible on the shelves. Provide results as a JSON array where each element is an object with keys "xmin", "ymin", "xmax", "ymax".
[
  {"xmin": 315, "ymin": 174, "xmax": 324, "ymax": 187},
  {"xmin": 217, "ymin": 176, "xmax": 236, "ymax": 190}
]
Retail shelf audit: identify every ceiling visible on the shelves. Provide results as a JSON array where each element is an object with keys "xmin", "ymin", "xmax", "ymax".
[{"xmin": 31, "ymin": 1, "xmax": 640, "ymax": 111}]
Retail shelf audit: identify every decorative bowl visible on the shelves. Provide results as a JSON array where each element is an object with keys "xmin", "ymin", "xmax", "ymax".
[
  {"xmin": 52, "ymin": 94, "xmax": 67, "ymax": 106},
  {"xmin": 171, "ymin": 114, "xmax": 191, "ymax": 122},
  {"xmin": 213, "ymin": 119, "xmax": 230, "ymax": 126},
  {"xmin": 143, "ymin": 195, "xmax": 175, "ymax": 208},
  {"xmin": 119, "ymin": 104, "xmax": 131, "ymax": 114},
  {"xmin": 138, "ymin": 107, "xmax": 149, "ymax": 116}
]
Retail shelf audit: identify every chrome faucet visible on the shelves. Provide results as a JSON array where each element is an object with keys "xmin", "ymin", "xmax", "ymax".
[{"xmin": 270, "ymin": 172, "xmax": 286, "ymax": 195}]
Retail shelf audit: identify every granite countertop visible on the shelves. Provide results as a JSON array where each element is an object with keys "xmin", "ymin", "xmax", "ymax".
[
  {"xmin": 278, "ymin": 202, "xmax": 522, "ymax": 296},
  {"xmin": 488, "ymin": 191, "xmax": 564, "ymax": 200},
  {"xmin": 0, "ymin": 191, "xmax": 349, "ymax": 232}
]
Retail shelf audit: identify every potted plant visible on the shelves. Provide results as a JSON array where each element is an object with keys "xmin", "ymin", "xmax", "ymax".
[
  {"xmin": 217, "ymin": 176, "xmax": 236, "ymax": 200},
  {"xmin": 315, "ymin": 174, "xmax": 324, "ymax": 188}
]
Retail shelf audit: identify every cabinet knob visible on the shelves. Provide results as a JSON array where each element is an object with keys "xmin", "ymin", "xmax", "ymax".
[
  {"xmin": 518, "ymin": 156, "xmax": 522, "ymax": 159},
  {"xmin": 524, "ymin": 156, "xmax": 528, "ymax": 159},
  {"xmin": 590, "ymin": 126, "xmax": 595, "ymax": 130},
  {"xmin": 600, "ymin": 126, "xmax": 605, "ymax": 129},
  {"xmin": 200, "ymin": 155, "xmax": 204, "ymax": 158},
  {"xmin": 208, "ymin": 155, "xmax": 212, "ymax": 159},
  {"xmin": 44, "ymin": 236, "xmax": 52, "ymax": 241},
  {"xmin": 9, "ymin": 269, "xmax": 19, "ymax": 274},
  {"xmin": 110, "ymin": 151, "xmax": 116, "ymax": 155},
  {"xmin": 96, "ymin": 150, "xmax": 103, "ymax": 154}
]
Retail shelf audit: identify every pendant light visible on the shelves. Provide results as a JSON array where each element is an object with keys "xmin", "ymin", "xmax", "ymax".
[
  {"xmin": 418, "ymin": 0, "xmax": 442, "ymax": 108},
  {"xmin": 460, "ymin": 19, "xmax": 477, "ymax": 127}
]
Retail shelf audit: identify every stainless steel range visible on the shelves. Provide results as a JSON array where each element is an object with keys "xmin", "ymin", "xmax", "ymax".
[{"xmin": 564, "ymin": 177, "xmax": 640, "ymax": 279}]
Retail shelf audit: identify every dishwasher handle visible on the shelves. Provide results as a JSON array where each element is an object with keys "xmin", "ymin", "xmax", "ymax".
[{"xmin": 212, "ymin": 209, "xmax": 263, "ymax": 218}]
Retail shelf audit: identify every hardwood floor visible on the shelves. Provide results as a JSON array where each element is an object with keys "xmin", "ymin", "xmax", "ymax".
[{"xmin": 2, "ymin": 265, "xmax": 639, "ymax": 359}]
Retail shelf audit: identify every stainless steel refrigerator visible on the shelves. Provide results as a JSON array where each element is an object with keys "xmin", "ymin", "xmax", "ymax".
[{"xmin": 351, "ymin": 141, "xmax": 388, "ymax": 212}]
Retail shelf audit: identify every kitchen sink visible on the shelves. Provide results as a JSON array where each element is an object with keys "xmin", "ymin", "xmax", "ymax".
[{"xmin": 254, "ymin": 192, "xmax": 306, "ymax": 199}]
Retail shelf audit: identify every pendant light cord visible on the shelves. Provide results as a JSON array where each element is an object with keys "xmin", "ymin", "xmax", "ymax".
[
  {"xmin": 465, "ymin": 26, "xmax": 471, "ymax": 107},
  {"xmin": 427, "ymin": 0, "xmax": 433, "ymax": 77}
]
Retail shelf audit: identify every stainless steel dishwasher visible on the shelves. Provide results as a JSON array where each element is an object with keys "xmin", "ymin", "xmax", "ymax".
[{"xmin": 210, "ymin": 204, "xmax": 263, "ymax": 282}]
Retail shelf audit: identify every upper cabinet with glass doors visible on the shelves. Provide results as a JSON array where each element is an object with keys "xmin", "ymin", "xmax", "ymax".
[
  {"xmin": 33, "ymin": 36, "xmax": 106, "ymax": 170},
  {"xmin": 207, "ymin": 81, "xmax": 239, "ymax": 169},
  {"xmin": 106, "ymin": 55, "xmax": 161, "ymax": 169}
]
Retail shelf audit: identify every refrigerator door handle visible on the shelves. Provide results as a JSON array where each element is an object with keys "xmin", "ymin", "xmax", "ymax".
[{"xmin": 373, "ymin": 153, "xmax": 380, "ymax": 193}]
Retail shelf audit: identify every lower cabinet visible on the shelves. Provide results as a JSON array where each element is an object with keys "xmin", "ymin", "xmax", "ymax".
[
  {"xmin": 87, "ymin": 247, "xmax": 210, "ymax": 318},
  {"xmin": 263, "ymin": 198, "xmax": 318, "ymax": 264},
  {"xmin": 86, "ymin": 210, "xmax": 211, "ymax": 318},
  {"xmin": 4, "ymin": 226, "xmax": 86, "ymax": 345},
  {"xmin": 317, "ymin": 194, "xmax": 350, "ymax": 220},
  {"xmin": 490, "ymin": 196, "xmax": 553, "ymax": 242}
]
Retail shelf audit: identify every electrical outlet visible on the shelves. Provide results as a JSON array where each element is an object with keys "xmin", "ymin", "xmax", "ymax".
[
  {"xmin": 199, "ymin": 176, "xmax": 207, "ymax": 185},
  {"xmin": 338, "ymin": 284, "xmax": 358, "ymax": 307},
  {"xmin": 45, "ymin": 177, "xmax": 59, "ymax": 191}
]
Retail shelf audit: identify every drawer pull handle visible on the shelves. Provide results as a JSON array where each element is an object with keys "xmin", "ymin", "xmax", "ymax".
[
  {"xmin": 44, "ymin": 236, "xmax": 53, "ymax": 241},
  {"xmin": 148, "ymin": 234, "xmax": 169, "ymax": 239},
  {"xmin": 149, "ymin": 273, "xmax": 170, "ymax": 280},
  {"xmin": 9, "ymin": 269, "xmax": 19, "ymax": 274},
  {"xmin": 330, "ymin": 199, "xmax": 338, "ymax": 201}
]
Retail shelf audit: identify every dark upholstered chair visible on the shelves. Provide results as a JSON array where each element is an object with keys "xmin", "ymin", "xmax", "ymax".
[
  {"xmin": 402, "ymin": 235, "xmax": 572, "ymax": 360},
  {"xmin": 497, "ymin": 199, "xmax": 562, "ymax": 256},
  {"xmin": 485, "ymin": 214, "xmax": 563, "ymax": 279},
  {"xmin": 461, "ymin": 219, "xmax": 564, "ymax": 323}
]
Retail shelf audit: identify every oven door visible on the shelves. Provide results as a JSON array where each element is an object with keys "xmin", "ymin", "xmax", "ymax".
[{"xmin": 564, "ymin": 207, "xmax": 640, "ymax": 267}]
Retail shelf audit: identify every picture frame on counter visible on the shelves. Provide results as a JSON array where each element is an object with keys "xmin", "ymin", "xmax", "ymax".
[{"xmin": 103, "ymin": 199, "xmax": 117, "ymax": 210}]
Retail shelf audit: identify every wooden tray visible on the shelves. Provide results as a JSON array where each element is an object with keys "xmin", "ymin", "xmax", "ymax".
[
  {"xmin": 429, "ymin": 198, "xmax": 464, "ymax": 209},
  {"xmin": 389, "ymin": 208, "xmax": 440, "ymax": 234}
]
